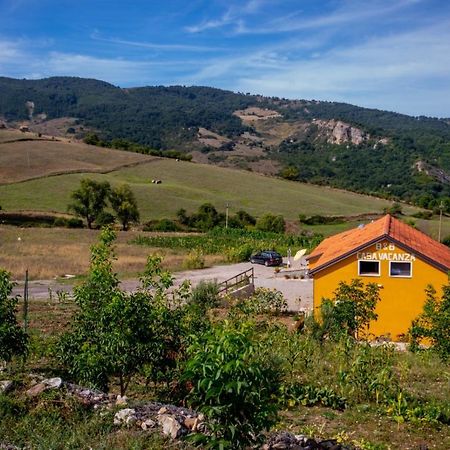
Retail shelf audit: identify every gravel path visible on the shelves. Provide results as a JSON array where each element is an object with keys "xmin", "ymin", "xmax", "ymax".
[{"xmin": 13, "ymin": 260, "xmax": 313, "ymax": 312}]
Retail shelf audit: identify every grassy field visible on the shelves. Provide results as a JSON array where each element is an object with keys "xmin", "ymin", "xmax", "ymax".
[
  {"xmin": 0, "ymin": 226, "xmax": 224, "ymax": 280},
  {"xmin": 0, "ymin": 156, "xmax": 418, "ymax": 221},
  {"xmin": 0, "ymin": 131, "xmax": 154, "ymax": 184}
]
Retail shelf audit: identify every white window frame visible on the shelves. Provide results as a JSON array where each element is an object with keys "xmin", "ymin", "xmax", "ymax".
[
  {"xmin": 389, "ymin": 261, "xmax": 412, "ymax": 278},
  {"xmin": 358, "ymin": 260, "xmax": 380, "ymax": 277}
]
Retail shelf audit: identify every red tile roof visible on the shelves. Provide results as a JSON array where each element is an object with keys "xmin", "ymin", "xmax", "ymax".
[{"xmin": 308, "ymin": 215, "xmax": 450, "ymax": 274}]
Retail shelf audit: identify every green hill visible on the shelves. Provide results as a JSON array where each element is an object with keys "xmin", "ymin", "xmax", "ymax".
[
  {"xmin": 0, "ymin": 157, "xmax": 412, "ymax": 222},
  {"xmin": 1, "ymin": 76, "xmax": 450, "ymax": 210}
]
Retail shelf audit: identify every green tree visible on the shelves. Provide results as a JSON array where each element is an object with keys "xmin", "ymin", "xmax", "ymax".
[
  {"xmin": 183, "ymin": 320, "xmax": 281, "ymax": 448},
  {"xmin": 68, "ymin": 178, "xmax": 111, "ymax": 229},
  {"xmin": 58, "ymin": 228, "xmax": 190, "ymax": 394},
  {"xmin": 317, "ymin": 279, "xmax": 381, "ymax": 340},
  {"xmin": 109, "ymin": 184, "xmax": 140, "ymax": 231},
  {"xmin": 0, "ymin": 270, "xmax": 28, "ymax": 363},
  {"xmin": 409, "ymin": 284, "xmax": 450, "ymax": 361},
  {"xmin": 280, "ymin": 166, "xmax": 299, "ymax": 180},
  {"xmin": 256, "ymin": 213, "xmax": 286, "ymax": 233}
]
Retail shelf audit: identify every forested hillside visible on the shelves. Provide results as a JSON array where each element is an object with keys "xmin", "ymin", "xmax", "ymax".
[{"xmin": 1, "ymin": 76, "xmax": 450, "ymax": 209}]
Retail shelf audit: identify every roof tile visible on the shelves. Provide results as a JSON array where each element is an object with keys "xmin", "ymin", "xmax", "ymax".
[{"xmin": 308, "ymin": 215, "xmax": 450, "ymax": 273}]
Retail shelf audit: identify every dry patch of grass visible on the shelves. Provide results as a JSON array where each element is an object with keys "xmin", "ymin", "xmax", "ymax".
[
  {"xmin": 0, "ymin": 226, "xmax": 225, "ymax": 280},
  {"xmin": 0, "ymin": 131, "xmax": 155, "ymax": 184}
]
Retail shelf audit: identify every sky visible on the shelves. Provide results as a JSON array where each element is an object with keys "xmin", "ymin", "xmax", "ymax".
[{"xmin": 0, "ymin": 0, "xmax": 449, "ymax": 117}]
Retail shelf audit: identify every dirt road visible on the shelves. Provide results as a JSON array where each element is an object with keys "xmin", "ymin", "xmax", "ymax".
[{"xmin": 13, "ymin": 261, "xmax": 313, "ymax": 312}]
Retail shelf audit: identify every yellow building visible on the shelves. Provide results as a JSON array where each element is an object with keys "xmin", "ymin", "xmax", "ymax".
[{"xmin": 307, "ymin": 215, "xmax": 450, "ymax": 340}]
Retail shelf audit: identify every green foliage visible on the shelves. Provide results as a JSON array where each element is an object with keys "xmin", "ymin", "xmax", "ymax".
[
  {"xmin": 182, "ymin": 250, "xmax": 205, "ymax": 270},
  {"xmin": 256, "ymin": 213, "xmax": 286, "ymax": 233},
  {"xmin": 68, "ymin": 178, "xmax": 111, "ymax": 229},
  {"xmin": 280, "ymin": 166, "xmax": 299, "ymax": 180},
  {"xmin": 228, "ymin": 210, "xmax": 256, "ymax": 229},
  {"xmin": 53, "ymin": 217, "xmax": 84, "ymax": 228},
  {"xmin": 316, "ymin": 279, "xmax": 381, "ymax": 340},
  {"xmin": 0, "ymin": 269, "xmax": 28, "ymax": 363},
  {"xmin": 383, "ymin": 202, "xmax": 403, "ymax": 216},
  {"xmin": 189, "ymin": 281, "xmax": 220, "ymax": 311},
  {"xmin": 234, "ymin": 288, "xmax": 288, "ymax": 316},
  {"xmin": 57, "ymin": 228, "xmax": 191, "ymax": 394},
  {"xmin": 109, "ymin": 184, "xmax": 140, "ymax": 231},
  {"xmin": 183, "ymin": 320, "xmax": 281, "ymax": 448},
  {"xmin": 299, "ymin": 214, "xmax": 345, "ymax": 225},
  {"xmin": 409, "ymin": 284, "xmax": 450, "ymax": 361},
  {"xmin": 280, "ymin": 382, "xmax": 346, "ymax": 410},
  {"xmin": 143, "ymin": 218, "xmax": 182, "ymax": 232},
  {"xmin": 226, "ymin": 243, "xmax": 254, "ymax": 263},
  {"xmin": 133, "ymin": 227, "xmax": 321, "ymax": 260}
]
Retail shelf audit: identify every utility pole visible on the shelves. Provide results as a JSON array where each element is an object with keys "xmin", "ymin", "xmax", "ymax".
[{"xmin": 438, "ymin": 201, "xmax": 445, "ymax": 242}]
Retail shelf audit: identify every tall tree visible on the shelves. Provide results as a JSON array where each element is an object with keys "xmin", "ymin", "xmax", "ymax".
[
  {"xmin": 68, "ymin": 179, "xmax": 111, "ymax": 229},
  {"xmin": 109, "ymin": 184, "xmax": 140, "ymax": 231}
]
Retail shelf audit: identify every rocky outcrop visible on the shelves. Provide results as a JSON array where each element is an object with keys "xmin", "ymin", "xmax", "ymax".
[
  {"xmin": 312, "ymin": 119, "xmax": 370, "ymax": 145},
  {"xmin": 414, "ymin": 160, "xmax": 450, "ymax": 184}
]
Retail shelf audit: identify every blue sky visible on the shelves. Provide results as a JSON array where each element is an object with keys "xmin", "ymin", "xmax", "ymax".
[{"xmin": 1, "ymin": 0, "xmax": 449, "ymax": 117}]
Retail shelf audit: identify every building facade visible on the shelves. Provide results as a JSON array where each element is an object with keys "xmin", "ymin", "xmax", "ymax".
[{"xmin": 307, "ymin": 215, "xmax": 450, "ymax": 340}]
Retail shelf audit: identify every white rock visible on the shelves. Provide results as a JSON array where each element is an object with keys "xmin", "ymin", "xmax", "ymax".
[
  {"xmin": 141, "ymin": 418, "xmax": 156, "ymax": 430},
  {"xmin": 0, "ymin": 380, "xmax": 13, "ymax": 393},
  {"xmin": 158, "ymin": 414, "xmax": 183, "ymax": 439},
  {"xmin": 115, "ymin": 395, "xmax": 128, "ymax": 406},
  {"xmin": 43, "ymin": 377, "xmax": 63, "ymax": 389},
  {"xmin": 114, "ymin": 408, "xmax": 137, "ymax": 426}
]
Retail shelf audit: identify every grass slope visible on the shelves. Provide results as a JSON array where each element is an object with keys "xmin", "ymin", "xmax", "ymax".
[
  {"xmin": 0, "ymin": 157, "xmax": 413, "ymax": 221},
  {"xmin": 0, "ymin": 130, "xmax": 154, "ymax": 184}
]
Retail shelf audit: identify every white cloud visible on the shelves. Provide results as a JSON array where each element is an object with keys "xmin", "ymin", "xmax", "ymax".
[{"xmin": 90, "ymin": 33, "xmax": 220, "ymax": 52}]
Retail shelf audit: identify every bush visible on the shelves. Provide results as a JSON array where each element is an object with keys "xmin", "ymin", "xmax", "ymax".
[
  {"xmin": 183, "ymin": 320, "xmax": 281, "ymax": 448},
  {"xmin": 189, "ymin": 281, "xmax": 220, "ymax": 311},
  {"xmin": 299, "ymin": 214, "xmax": 344, "ymax": 225},
  {"xmin": 314, "ymin": 279, "xmax": 381, "ymax": 340},
  {"xmin": 182, "ymin": 250, "xmax": 205, "ymax": 270},
  {"xmin": 58, "ymin": 228, "xmax": 191, "ymax": 394},
  {"xmin": 0, "ymin": 269, "xmax": 28, "ymax": 363},
  {"xmin": 226, "ymin": 243, "xmax": 253, "ymax": 263},
  {"xmin": 409, "ymin": 285, "xmax": 450, "ymax": 361},
  {"xmin": 256, "ymin": 214, "xmax": 285, "ymax": 233},
  {"xmin": 143, "ymin": 219, "xmax": 182, "ymax": 232},
  {"xmin": 53, "ymin": 217, "xmax": 84, "ymax": 228}
]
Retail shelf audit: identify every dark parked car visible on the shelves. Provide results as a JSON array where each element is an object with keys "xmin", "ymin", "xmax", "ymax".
[{"xmin": 250, "ymin": 250, "xmax": 283, "ymax": 267}]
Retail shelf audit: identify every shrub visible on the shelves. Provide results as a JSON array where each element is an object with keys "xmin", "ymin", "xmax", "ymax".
[
  {"xmin": 143, "ymin": 218, "xmax": 182, "ymax": 232},
  {"xmin": 226, "ymin": 243, "xmax": 253, "ymax": 263},
  {"xmin": 58, "ymin": 228, "xmax": 190, "ymax": 394},
  {"xmin": 314, "ymin": 279, "xmax": 381, "ymax": 340},
  {"xmin": 182, "ymin": 250, "xmax": 205, "ymax": 270},
  {"xmin": 189, "ymin": 281, "xmax": 220, "ymax": 311},
  {"xmin": 0, "ymin": 269, "xmax": 28, "ymax": 363},
  {"xmin": 183, "ymin": 320, "xmax": 281, "ymax": 448},
  {"xmin": 409, "ymin": 284, "xmax": 450, "ymax": 361},
  {"xmin": 256, "ymin": 214, "xmax": 285, "ymax": 233}
]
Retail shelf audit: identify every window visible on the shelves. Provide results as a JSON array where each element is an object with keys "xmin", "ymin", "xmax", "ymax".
[
  {"xmin": 358, "ymin": 260, "xmax": 380, "ymax": 276},
  {"xmin": 390, "ymin": 261, "xmax": 412, "ymax": 277}
]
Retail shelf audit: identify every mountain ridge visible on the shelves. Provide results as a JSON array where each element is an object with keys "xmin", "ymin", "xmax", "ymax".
[{"xmin": 1, "ymin": 76, "xmax": 450, "ymax": 210}]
